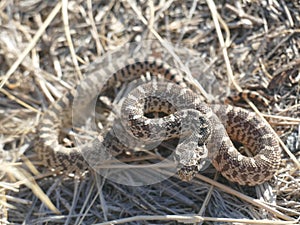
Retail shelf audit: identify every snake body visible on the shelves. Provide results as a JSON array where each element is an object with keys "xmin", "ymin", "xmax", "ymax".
[{"xmin": 36, "ymin": 57, "xmax": 281, "ymax": 186}]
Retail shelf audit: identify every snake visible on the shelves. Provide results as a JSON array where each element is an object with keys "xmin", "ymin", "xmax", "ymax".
[{"xmin": 36, "ymin": 57, "xmax": 281, "ymax": 186}]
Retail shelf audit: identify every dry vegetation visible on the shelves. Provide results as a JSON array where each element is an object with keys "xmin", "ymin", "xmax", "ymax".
[{"xmin": 0, "ymin": 0, "xmax": 300, "ymax": 224}]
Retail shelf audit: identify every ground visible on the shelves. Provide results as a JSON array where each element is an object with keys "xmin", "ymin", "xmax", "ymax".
[{"xmin": 0, "ymin": 0, "xmax": 300, "ymax": 224}]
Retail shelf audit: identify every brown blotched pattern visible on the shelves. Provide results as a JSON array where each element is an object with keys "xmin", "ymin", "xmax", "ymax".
[{"xmin": 36, "ymin": 57, "xmax": 281, "ymax": 186}]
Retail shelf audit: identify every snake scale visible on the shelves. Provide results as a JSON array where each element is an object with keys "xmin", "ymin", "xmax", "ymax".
[{"xmin": 36, "ymin": 57, "xmax": 281, "ymax": 186}]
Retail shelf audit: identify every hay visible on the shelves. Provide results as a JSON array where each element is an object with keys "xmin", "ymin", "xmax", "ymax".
[{"xmin": 0, "ymin": 0, "xmax": 299, "ymax": 224}]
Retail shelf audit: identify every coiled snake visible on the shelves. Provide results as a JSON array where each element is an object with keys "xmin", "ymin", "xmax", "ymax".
[{"xmin": 36, "ymin": 57, "xmax": 281, "ymax": 186}]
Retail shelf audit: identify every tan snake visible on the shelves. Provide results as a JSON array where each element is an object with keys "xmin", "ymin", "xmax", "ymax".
[{"xmin": 36, "ymin": 57, "xmax": 281, "ymax": 186}]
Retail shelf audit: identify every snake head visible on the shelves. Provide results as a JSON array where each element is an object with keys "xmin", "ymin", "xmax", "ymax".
[{"xmin": 177, "ymin": 165, "xmax": 199, "ymax": 181}]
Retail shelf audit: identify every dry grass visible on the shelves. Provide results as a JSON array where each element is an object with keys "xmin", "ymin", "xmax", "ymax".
[{"xmin": 0, "ymin": 0, "xmax": 300, "ymax": 224}]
